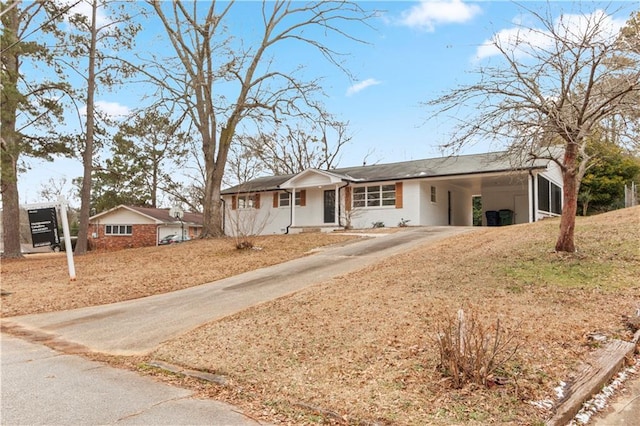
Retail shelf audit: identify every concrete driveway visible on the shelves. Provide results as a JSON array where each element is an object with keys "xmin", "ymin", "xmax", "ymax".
[{"xmin": 1, "ymin": 227, "xmax": 476, "ymax": 356}]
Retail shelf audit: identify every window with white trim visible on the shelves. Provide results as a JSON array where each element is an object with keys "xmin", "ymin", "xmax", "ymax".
[
  {"xmin": 278, "ymin": 192, "xmax": 290, "ymax": 207},
  {"xmin": 278, "ymin": 192, "xmax": 302, "ymax": 207},
  {"xmin": 352, "ymin": 184, "xmax": 396, "ymax": 208},
  {"xmin": 105, "ymin": 225, "xmax": 132, "ymax": 235},
  {"xmin": 430, "ymin": 186, "xmax": 437, "ymax": 203}
]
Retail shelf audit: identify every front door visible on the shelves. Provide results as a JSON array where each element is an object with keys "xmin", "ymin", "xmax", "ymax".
[{"xmin": 324, "ymin": 190, "xmax": 335, "ymax": 223}]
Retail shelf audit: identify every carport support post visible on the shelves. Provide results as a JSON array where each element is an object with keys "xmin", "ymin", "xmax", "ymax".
[{"xmin": 58, "ymin": 197, "xmax": 76, "ymax": 281}]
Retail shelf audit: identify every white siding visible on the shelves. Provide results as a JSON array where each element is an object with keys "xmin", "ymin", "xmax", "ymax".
[
  {"xmin": 97, "ymin": 209, "xmax": 157, "ymax": 224},
  {"xmin": 295, "ymin": 188, "xmax": 325, "ymax": 226},
  {"xmin": 418, "ymin": 181, "xmax": 473, "ymax": 226},
  {"xmin": 223, "ymin": 192, "xmax": 290, "ymax": 235},
  {"xmin": 542, "ymin": 161, "xmax": 563, "ymax": 186},
  {"xmin": 348, "ymin": 181, "xmax": 417, "ymax": 229}
]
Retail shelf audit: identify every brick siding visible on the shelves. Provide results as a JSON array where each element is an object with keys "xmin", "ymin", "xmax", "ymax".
[{"xmin": 88, "ymin": 224, "xmax": 157, "ymax": 251}]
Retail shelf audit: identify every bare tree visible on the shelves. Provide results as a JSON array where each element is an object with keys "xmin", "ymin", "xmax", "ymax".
[
  {"xmin": 38, "ymin": 177, "xmax": 76, "ymax": 205},
  {"xmin": 426, "ymin": 6, "xmax": 640, "ymax": 252},
  {"xmin": 240, "ymin": 117, "xmax": 353, "ymax": 177},
  {"xmin": 146, "ymin": 1, "xmax": 375, "ymax": 237},
  {"xmin": 223, "ymin": 134, "xmax": 267, "ymax": 188}
]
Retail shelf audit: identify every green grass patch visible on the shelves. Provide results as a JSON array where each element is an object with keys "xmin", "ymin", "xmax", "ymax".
[{"xmin": 501, "ymin": 257, "xmax": 617, "ymax": 290}]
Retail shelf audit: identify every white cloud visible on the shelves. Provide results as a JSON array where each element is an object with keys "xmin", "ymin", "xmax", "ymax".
[
  {"xmin": 82, "ymin": 100, "xmax": 130, "ymax": 118},
  {"xmin": 346, "ymin": 78, "xmax": 381, "ymax": 96},
  {"xmin": 399, "ymin": 0, "xmax": 482, "ymax": 32},
  {"xmin": 558, "ymin": 10, "xmax": 626, "ymax": 43},
  {"xmin": 476, "ymin": 26, "xmax": 552, "ymax": 60},
  {"xmin": 475, "ymin": 9, "xmax": 626, "ymax": 60},
  {"xmin": 60, "ymin": 0, "xmax": 112, "ymax": 28},
  {"xmin": 96, "ymin": 100, "xmax": 130, "ymax": 117}
]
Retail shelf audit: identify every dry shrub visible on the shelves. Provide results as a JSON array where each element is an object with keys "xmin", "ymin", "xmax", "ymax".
[
  {"xmin": 234, "ymin": 240, "xmax": 254, "ymax": 250},
  {"xmin": 226, "ymin": 203, "xmax": 271, "ymax": 250},
  {"xmin": 435, "ymin": 308, "xmax": 520, "ymax": 389}
]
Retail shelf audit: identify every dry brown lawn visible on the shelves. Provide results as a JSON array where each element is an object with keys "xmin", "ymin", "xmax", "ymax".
[
  {"xmin": 0, "ymin": 233, "xmax": 359, "ymax": 317},
  {"xmin": 2, "ymin": 208, "xmax": 639, "ymax": 425}
]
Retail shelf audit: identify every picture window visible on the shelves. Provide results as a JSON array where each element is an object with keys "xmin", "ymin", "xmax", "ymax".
[{"xmin": 352, "ymin": 184, "xmax": 396, "ymax": 208}]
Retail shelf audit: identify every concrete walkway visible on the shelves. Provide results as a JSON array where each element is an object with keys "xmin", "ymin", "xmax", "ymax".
[{"xmin": 1, "ymin": 227, "xmax": 475, "ymax": 356}]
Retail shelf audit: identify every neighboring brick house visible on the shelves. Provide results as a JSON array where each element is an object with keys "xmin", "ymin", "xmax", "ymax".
[{"xmin": 88, "ymin": 205, "xmax": 203, "ymax": 251}]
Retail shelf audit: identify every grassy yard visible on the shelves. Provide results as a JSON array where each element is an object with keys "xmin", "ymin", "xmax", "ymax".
[
  {"xmin": 147, "ymin": 207, "xmax": 639, "ymax": 425},
  {"xmin": 0, "ymin": 233, "xmax": 359, "ymax": 317},
  {"xmin": 2, "ymin": 207, "xmax": 638, "ymax": 425}
]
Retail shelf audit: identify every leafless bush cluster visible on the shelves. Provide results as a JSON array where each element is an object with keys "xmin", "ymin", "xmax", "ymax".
[
  {"xmin": 226, "ymin": 205, "xmax": 271, "ymax": 250},
  {"xmin": 435, "ymin": 309, "xmax": 520, "ymax": 388}
]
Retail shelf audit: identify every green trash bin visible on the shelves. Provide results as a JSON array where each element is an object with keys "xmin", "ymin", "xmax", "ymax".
[{"xmin": 499, "ymin": 209, "xmax": 513, "ymax": 226}]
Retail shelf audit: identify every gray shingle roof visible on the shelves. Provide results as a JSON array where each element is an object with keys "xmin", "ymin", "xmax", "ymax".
[
  {"xmin": 127, "ymin": 206, "xmax": 203, "ymax": 225},
  {"xmin": 90, "ymin": 205, "xmax": 203, "ymax": 225},
  {"xmin": 222, "ymin": 151, "xmax": 548, "ymax": 194}
]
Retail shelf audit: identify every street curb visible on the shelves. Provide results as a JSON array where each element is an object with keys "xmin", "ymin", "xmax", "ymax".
[{"xmin": 546, "ymin": 331, "xmax": 640, "ymax": 426}]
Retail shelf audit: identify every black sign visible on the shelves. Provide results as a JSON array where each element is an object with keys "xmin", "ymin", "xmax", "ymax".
[{"xmin": 28, "ymin": 207, "xmax": 60, "ymax": 248}]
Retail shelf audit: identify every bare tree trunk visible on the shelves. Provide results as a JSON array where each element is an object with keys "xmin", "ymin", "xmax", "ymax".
[
  {"xmin": 555, "ymin": 145, "xmax": 579, "ymax": 253},
  {"xmin": 74, "ymin": 0, "xmax": 98, "ymax": 255},
  {"xmin": 1, "ymin": 3, "xmax": 23, "ymax": 259},
  {"xmin": 202, "ymin": 128, "xmax": 230, "ymax": 237},
  {"xmin": 200, "ymin": 128, "xmax": 218, "ymax": 237}
]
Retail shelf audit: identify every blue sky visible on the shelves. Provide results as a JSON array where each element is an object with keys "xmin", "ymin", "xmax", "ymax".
[{"xmin": 17, "ymin": 0, "xmax": 636, "ymax": 205}]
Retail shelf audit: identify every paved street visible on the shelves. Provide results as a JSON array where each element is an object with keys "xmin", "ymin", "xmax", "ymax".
[{"xmin": 1, "ymin": 334, "xmax": 260, "ymax": 425}]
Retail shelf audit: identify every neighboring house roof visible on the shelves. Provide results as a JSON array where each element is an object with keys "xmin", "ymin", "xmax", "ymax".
[
  {"xmin": 222, "ymin": 151, "xmax": 550, "ymax": 194},
  {"xmin": 89, "ymin": 205, "xmax": 204, "ymax": 225}
]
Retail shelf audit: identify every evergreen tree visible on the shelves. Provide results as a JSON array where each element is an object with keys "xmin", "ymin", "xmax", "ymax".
[
  {"xmin": 579, "ymin": 139, "xmax": 640, "ymax": 215},
  {"xmin": 92, "ymin": 110, "xmax": 188, "ymax": 211},
  {"xmin": 1, "ymin": 1, "xmax": 72, "ymax": 258}
]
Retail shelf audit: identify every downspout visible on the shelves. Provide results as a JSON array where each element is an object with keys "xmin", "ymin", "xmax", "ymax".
[
  {"xmin": 529, "ymin": 170, "xmax": 536, "ymax": 223},
  {"xmin": 220, "ymin": 198, "xmax": 226, "ymax": 235},
  {"xmin": 337, "ymin": 182, "xmax": 349, "ymax": 227},
  {"xmin": 284, "ymin": 189, "xmax": 293, "ymax": 234}
]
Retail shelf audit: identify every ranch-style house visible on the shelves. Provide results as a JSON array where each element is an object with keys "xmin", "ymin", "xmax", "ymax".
[{"xmin": 221, "ymin": 151, "xmax": 564, "ymax": 235}]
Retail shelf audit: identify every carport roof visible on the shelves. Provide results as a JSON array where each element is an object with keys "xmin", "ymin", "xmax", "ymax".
[{"xmin": 221, "ymin": 151, "xmax": 549, "ymax": 194}]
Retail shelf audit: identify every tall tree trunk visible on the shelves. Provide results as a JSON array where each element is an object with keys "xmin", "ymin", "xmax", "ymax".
[
  {"xmin": 0, "ymin": 156, "xmax": 22, "ymax": 258},
  {"xmin": 201, "ymin": 126, "xmax": 232, "ymax": 237},
  {"xmin": 1, "ymin": 3, "xmax": 23, "ymax": 258},
  {"xmin": 555, "ymin": 144, "xmax": 579, "ymax": 253},
  {"xmin": 151, "ymin": 164, "xmax": 157, "ymax": 208},
  {"xmin": 74, "ymin": 0, "xmax": 98, "ymax": 255}
]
